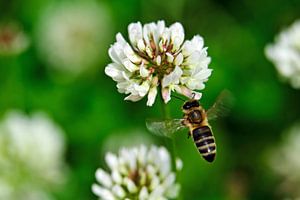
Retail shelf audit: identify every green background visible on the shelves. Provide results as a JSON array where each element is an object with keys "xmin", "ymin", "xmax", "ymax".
[{"xmin": 1, "ymin": 0, "xmax": 300, "ymax": 199}]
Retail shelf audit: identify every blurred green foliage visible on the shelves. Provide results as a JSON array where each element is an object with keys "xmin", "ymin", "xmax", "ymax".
[{"xmin": 1, "ymin": 0, "xmax": 300, "ymax": 199}]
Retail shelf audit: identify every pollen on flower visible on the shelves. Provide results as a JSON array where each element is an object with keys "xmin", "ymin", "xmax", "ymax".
[{"xmin": 105, "ymin": 20, "xmax": 212, "ymax": 106}]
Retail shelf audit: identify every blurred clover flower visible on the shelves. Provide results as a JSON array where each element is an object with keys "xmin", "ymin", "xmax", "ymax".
[
  {"xmin": 265, "ymin": 20, "xmax": 300, "ymax": 88},
  {"xmin": 268, "ymin": 122, "xmax": 300, "ymax": 198},
  {"xmin": 0, "ymin": 22, "xmax": 29, "ymax": 56},
  {"xmin": 105, "ymin": 20, "xmax": 212, "ymax": 106},
  {"xmin": 92, "ymin": 145, "xmax": 182, "ymax": 200},
  {"xmin": 36, "ymin": 1, "xmax": 112, "ymax": 76},
  {"xmin": 0, "ymin": 110, "xmax": 67, "ymax": 200}
]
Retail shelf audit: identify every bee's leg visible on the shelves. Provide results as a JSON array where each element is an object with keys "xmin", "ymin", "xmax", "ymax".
[
  {"xmin": 187, "ymin": 131, "xmax": 192, "ymax": 139},
  {"xmin": 182, "ymin": 118, "xmax": 191, "ymax": 139},
  {"xmin": 182, "ymin": 118, "xmax": 189, "ymax": 126}
]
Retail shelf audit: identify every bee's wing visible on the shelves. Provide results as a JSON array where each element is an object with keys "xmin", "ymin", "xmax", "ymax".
[
  {"xmin": 146, "ymin": 118, "xmax": 186, "ymax": 138},
  {"xmin": 207, "ymin": 90, "xmax": 234, "ymax": 121}
]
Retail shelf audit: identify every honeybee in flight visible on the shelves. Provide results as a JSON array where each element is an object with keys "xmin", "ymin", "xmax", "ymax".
[{"xmin": 146, "ymin": 91, "xmax": 232, "ymax": 163}]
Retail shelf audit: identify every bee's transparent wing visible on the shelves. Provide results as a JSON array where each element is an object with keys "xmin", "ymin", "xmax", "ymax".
[
  {"xmin": 146, "ymin": 119, "xmax": 186, "ymax": 138},
  {"xmin": 207, "ymin": 90, "xmax": 234, "ymax": 121}
]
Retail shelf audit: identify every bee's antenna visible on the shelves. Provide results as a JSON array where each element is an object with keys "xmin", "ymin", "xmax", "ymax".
[
  {"xmin": 191, "ymin": 92, "xmax": 196, "ymax": 99},
  {"xmin": 171, "ymin": 95, "xmax": 185, "ymax": 102}
]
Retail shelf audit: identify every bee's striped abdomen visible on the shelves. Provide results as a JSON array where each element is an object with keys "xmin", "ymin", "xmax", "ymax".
[{"xmin": 192, "ymin": 126, "xmax": 216, "ymax": 162}]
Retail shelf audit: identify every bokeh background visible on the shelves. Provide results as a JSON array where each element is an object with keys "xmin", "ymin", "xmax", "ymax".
[{"xmin": 1, "ymin": 0, "xmax": 300, "ymax": 199}]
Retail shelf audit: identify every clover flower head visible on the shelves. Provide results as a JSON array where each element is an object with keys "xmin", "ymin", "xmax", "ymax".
[
  {"xmin": 0, "ymin": 110, "xmax": 67, "ymax": 199},
  {"xmin": 36, "ymin": 1, "xmax": 112, "ymax": 75},
  {"xmin": 105, "ymin": 20, "xmax": 212, "ymax": 106},
  {"xmin": 266, "ymin": 122, "xmax": 300, "ymax": 198},
  {"xmin": 92, "ymin": 145, "xmax": 182, "ymax": 200},
  {"xmin": 0, "ymin": 21, "xmax": 29, "ymax": 56},
  {"xmin": 265, "ymin": 20, "xmax": 300, "ymax": 88},
  {"xmin": 268, "ymin": 122, "xmax": 300, "ymax": 182}
]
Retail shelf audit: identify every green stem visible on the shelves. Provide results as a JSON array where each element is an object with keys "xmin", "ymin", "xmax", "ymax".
[
  {"xmin": 160, "ymin": 99, "xmax": 170, "ymax": 119},
  {"xmin": 159, "ymin": 92, "xmax": 184, "ymax": 200},
  {"xmin": 3, "ymin": 56, "xmax": 25, "ymax": 110},
  {"xmin": 159, "ymin": 93, "xmax": 177, "ymax": 172}
]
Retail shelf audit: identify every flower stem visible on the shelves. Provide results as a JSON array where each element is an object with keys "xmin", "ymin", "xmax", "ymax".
[
  {"xmin": 159, "ymin": 92, "xmax": 184, "ymax": 200},
  {"xmin": 160, "ymin": 99, "xmax": 170, "ymax": 120},
  {"xmin": 159, "ymin": 93, "xmax": 177, "ymax": 172}
]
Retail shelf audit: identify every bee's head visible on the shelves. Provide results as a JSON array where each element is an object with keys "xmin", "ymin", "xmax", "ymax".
[{"xmin": 182, "ymin": 100, "xmax": 200, "ymax": 110}]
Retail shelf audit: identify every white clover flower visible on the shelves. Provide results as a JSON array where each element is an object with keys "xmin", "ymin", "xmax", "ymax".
[
  {"xmin": 105, "ymin": 20, "xmax": 212, "ymax": 106},
  {"xmin": 36, "ymin": 1, "xmax": 112, "ymax": 76},
  {"xmin": 268, "ymin": 123, "xmax": 300, "ymax": 182},
  {"xmin": 0, "ymin": 21, "xmax": 30, "ymax": 56},
  {"xmin": 267, "ymin": 122, "xmax": 300, "ymax": 198},
  {"xmin": 265, "ymin": 20, "xmax": 300, "ymax": 88},
  {"xmin": 0, "ymin": 110, "xmax": 67, "ymax": 200},
  {"xmin": 92, "ymin": 145, "xmax": 182, "ymax": 200}
]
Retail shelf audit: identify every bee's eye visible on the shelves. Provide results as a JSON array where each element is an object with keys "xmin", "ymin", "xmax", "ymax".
[
  {"xmin": 183, "ymin": 103, "xmax": 191, "ymax": 110},
  {"xmin": 191, "ymin": 101, "xmax": 199, "ymax": 107},
  {"xmin": 183, "ymin": 100, "xmax": 199, "ymax": 110}
]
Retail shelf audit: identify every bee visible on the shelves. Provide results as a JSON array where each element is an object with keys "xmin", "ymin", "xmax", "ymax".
[{"xmin": 146, "ymin": 91, "xmax": 232, "ymax": 163}]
